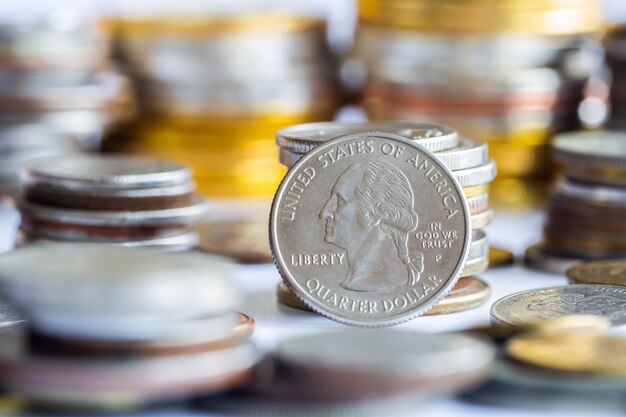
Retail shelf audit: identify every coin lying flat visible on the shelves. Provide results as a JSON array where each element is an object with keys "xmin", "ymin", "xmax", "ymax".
[
  {"xmin": 425, "ymin": 276, "xmax": 490, "ymax": 316},
  {"xmin": 507, "ymin": 331, "xmax": 626, "ymax": 376},
  {"xmin": 524, "ymin": 243, "xmax": 579, "ymax": 275},
  {"xmin": 273, "ymin": 330, "xmax": 495, "ymax": 398},
  {"xmin": 491, "ymin": 285, "xmax": 626, "ymax": 328},
  {"xmin": 197, "ymin": 219, "xmax": 272, "ymax": 264},
  {"xmin": 566, "ymin": 260, "xmax": 626, "ymax": 286},
  {"xmin": 270, "ymin": 132, "xmax": 471, "ymax": 326},
  {"xmin": 0, "ymin": 245, "xmax": 240, "ymax": 340}
]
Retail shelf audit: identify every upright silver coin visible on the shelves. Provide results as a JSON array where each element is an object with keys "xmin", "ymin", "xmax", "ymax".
[
  {"xmin": 491, "ymin": 285, "xmax": 626, "ymax": 328},
  {"xmin": 270, "ymin": 133, "xmax": 471, "ymax": 326}
]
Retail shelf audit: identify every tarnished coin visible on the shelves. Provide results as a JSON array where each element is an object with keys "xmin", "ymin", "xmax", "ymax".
[
  {"xmin": 566, "ymin": 260, "xmax": 626, "ymax": 286},
  {"xmin": 276, "ymin": 282, "xmax": 309, "ymax": 312},
  {"xmin": 507, "ymin": 331, "xmax": 626, "ymax": 375},
  {"xmin": 197, "ymin": 219, "xmax": 272, "ymax": 264},
  {"xmin": 270, "ymin": 132, "xmax": 471, "ymax": 326},
  {"xmin": 425, "ymin": 277, "xmax": 491, "ymax": 316},
  {"xmin": 491, "ymin": 285, "xmax": 626, "ymax": 328}
]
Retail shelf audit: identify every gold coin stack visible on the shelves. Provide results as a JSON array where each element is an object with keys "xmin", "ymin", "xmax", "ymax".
[
  {"xmin": 274, "ymin": 122, "xmax": 496, "ymax": 316},
  {"xmin": 0, "ymin": 8, "xmax": 133, "ymax": 193},
  {"xmin": 103, "ymin": 12, "xmax": 341, "ymax": 198},
  {"xmin": 355, "ymin": 0, "xmax": 604, "ymax": 208},
  {"xmin": 526, "ymin": 131, "xmax": 626, "ymax": 274}
]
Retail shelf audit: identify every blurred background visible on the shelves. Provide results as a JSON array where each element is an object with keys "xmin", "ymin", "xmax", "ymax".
[{"xmin": 0, "ymin": 0, "xmax": 625, "ymax": 214}]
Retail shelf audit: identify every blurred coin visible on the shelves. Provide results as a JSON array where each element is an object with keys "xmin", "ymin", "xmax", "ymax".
[
  {"xmin": 471, "ymin": 209, "xmax": 493, "ymax": 230},
  {"xmin": 566, "ymin": 260, "xmax": 626, "ymax": 286},
  {"xmin": 0, "ymin": 337, "xmax": 259, "ymax": 411},
  {"xmin": 461, "ymin": 256, "xmax": 489, "ymax": 277},
  {"xmin": 22, "ymin": 154, "xmax": 191, "ymax": 191},
  {"xmin": 276, "ymin": 281, "xmax": 309, "ymax": 312},
  {"xmin": 489, "ymin": 246, "xmax": 515, "ymax": 268},
  {"xmin": 452, "ymin": 160, "xmax": 497, "ymax": 187},
  {"xmin": 491, "ymin": 285, "xmax": 626, "ymax": 328},
  {"xmin": 28, "ymin": 312, "xmax": 254, "ymax": 358},
  {"xmin": 270, "ymin": 133, "xmax": 471, "ymax": 326},
  {"xmin": 0, "ymin": 245, "xmax": 240, "ymax": 340},
  {"xmin": 425, "ymin": 277, "xmax": 491, "ymax": 316},
  {"xmin": 524, "ymin": 242, "xmax": 579, "ymax": 274},
  {"xmin": 507, "ymin": 331, "xmax": 626, "ymax": 375},
  {"xmin": 196, "ymin": 219, "xmax": 271, "ymax": 264},
  {"xmin": 273, "ymin": 330, "xmax": 494, "ymax": 398},
  {"xmin": 0, "ymin": 302, "xmax": 24, "ymax": 329}
]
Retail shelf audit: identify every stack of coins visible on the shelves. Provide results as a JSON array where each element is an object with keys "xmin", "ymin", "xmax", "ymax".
[
  {"xmin": 354, "ymin": 0, "xmax": 604, "ymax": 208},
  {"xmin": 466, "ymin": 315, "xmax": 626, "ymax": 411},
  {"xmin": 0, "ymin": 245, "xmax": 258, "ymax": 411},
  {"xmin": 103, "ymin": 11, "xmax": 341, "ymax": 198},
  {"xmin": 526, "ymin": 131, "xmax": 626, "ymax": 274},
  {"xmin": 605, "ymin": 25, "xmax": 626, "ymax": 129},
  {"xmin": 17, "ymin": 154, "xmax": 209, "ymax": 250},
  {"xmin": 0, "ymin": 8, "xmax": 133, "ymax": 193},
  {"xmin": 271, "ymin": 123, "xmax": 496, "ymax": 324},
  {"xmin": 202, "ymin": 330, "xmax": 494, "ymax": 415}
]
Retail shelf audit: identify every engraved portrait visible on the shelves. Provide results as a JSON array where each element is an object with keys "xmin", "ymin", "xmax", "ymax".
[{"xmin": 320, "ymin": 160, "xmax": 424, "ymax": 292}]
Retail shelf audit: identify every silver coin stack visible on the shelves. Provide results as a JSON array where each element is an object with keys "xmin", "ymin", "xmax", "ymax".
[
  {"xmin": 526, "ymin": 131, "xmax": 626, "ymax": 274},
  {"xmin": 0, "ymin": 8, "xmax": 133, "ymax": 193},
  {"xmin": 0, "ymin": 245, "xmax": 259, "ymax": 411},
  {"xmin": 17, "ymin": 154, "xmax": 209, "ymax": 250},
  {"xmin": 275, "ymin": 122, "xmax": 496, "ymax": 317}
]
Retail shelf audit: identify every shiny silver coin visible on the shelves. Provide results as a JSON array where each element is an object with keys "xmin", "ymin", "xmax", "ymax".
[
  {"xmin": 467, "ymin": 230, "xmax": 488, "ymax": 262},
  {"xmin": 21, "ymin": 154, "xmax": 192, "ymax": 191},
  {"xmin": 491, "ymin": 285, "xmax": 626, "ymax": 328},
  {"xmin": 452, "ymin": 160, "xmax": 497, "ymax": 187},
  {"xmin": 436, "ymin": 138, "xmax": 489, "ymax": 171},
  {"xmin": 274, "ymin": 330, "xmax": 494, "ymax": 398},
  {"xmin": 461, "ymin": 256, "xmax": 489, "ymax": 277},
  {"xmin": 276, "ymin": 121, "xmax": 459, "ymax": 154},
  {"xmin": 270, "ymin": 132, "xmax": 471, "ymax": 326},
  {"xmin": 0, "ymin": 245, "xmax": 240, "ymax": 339},
  {"xmin": 279, "ymin": 136, "xmax": 488, "ymax": 172}
]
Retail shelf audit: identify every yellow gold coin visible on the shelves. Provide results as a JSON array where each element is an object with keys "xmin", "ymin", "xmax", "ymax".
[
  {"xmin": 425, "ymin": 276, "xmax": 491, "ymax": 316},
  {"xmin": 277, "ymin": 281, "xmax": 310, "ymax": 311},
  {"xmin": 463, "ymin": 184, "xmax": 490, "ymax": 198},
  {"xmin": 507, "ymin": 331, "xmax": 626, "ymax": 375},
  {"xmin": 488, "ymin": 246, "xmax": 514, "ymax": 268},
  {"xmin": 566, "ymin": 260, "xmax": 626, "ymax": 286}
]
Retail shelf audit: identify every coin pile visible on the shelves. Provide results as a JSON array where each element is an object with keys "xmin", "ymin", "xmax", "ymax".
[
  {"xmin": 17, "ymin": 154, "xmax": 209, "ymax": 250},
  {"xmin": 605, "ymin": 25, "xmax": 626, "ymax": 129},
  {"xmin": 0, "ymin": 7, "xmax": 132, "ymax": 150},
  {"xmin": 271, "ymin": 122, "xmax": 496, "ymax": 324},
  {"xmin": 526, "ymin": 131, "xmax": 626, "ymax": 274},
  {"xmin": 103, "ymin": 11, "xmax": 341, "ymax": 198},
  {"xmin": 354, "ymin": 0, "xmax": 604, "ymax": 208},
  {"xmin": 0, "ymin": 245, "xmax": 259, "ymax": 411},
  {"xmin": 202, "ymin": 330, "xmax": 494, "ymax": 415},
  {"xmin": 466, "ymin": 316, "xmax": 626, "ymax": 411}
]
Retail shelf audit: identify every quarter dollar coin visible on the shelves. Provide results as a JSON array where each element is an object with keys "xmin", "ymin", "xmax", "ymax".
[{"xmin": 270, "ymin": 132, "xmax": 471, "ymax": 326}]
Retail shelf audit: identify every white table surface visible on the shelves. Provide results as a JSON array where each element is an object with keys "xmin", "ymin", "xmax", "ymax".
[{"xmin": 1, "ymin": 201, "xmax": 623, "ymax": 417}]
